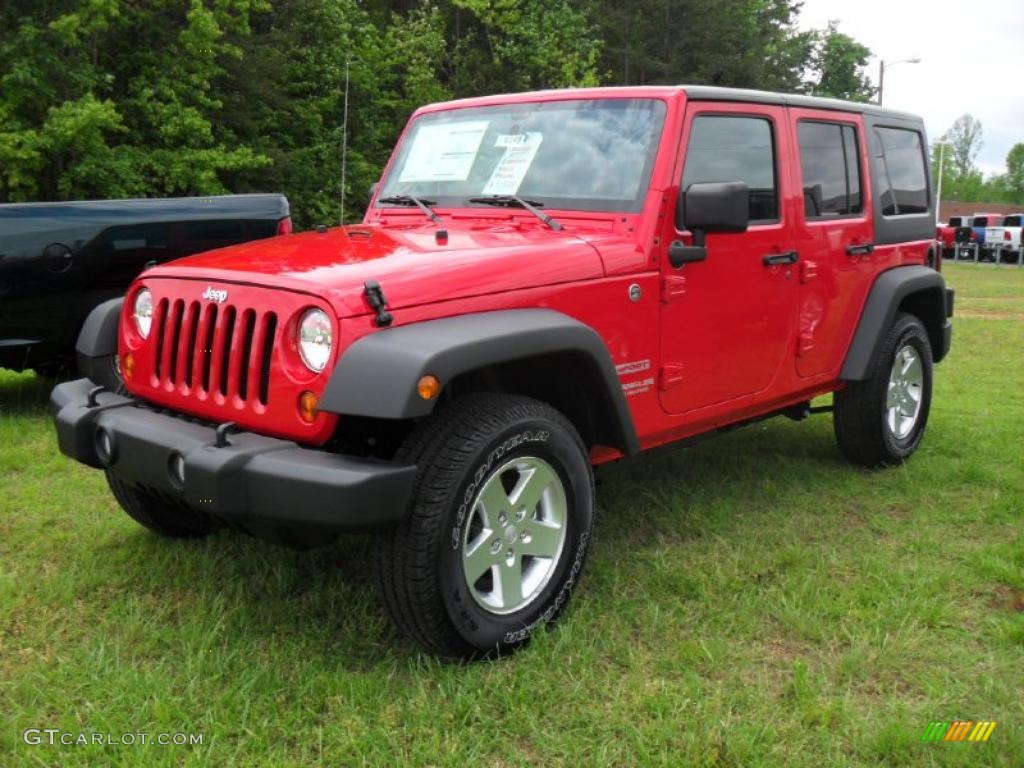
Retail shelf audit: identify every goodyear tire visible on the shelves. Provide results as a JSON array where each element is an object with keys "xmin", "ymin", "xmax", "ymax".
[
  {"xmin": 375, "ymin": 393, "xmax": 595, "ymax": 658},
  {"xmin": 834, "ymin": 312, "xmax": 933, "ymax": 467},
  {"xmin": 106, "ymin": 472, "xmax": 220, "ymax": 538}
]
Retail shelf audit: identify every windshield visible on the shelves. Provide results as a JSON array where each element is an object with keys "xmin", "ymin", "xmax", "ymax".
[
  {"xmin": 1004, "ymin": 215, "xmax": 1021, "ymax": 227},
  {"xmin": 377, "ymin": 98, "xmax": 667, "ymax": 213}
]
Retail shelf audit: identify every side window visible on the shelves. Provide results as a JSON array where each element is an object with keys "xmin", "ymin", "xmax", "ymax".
[
  {"xmin": 682, "ymin": 115, "xmax": 778, "ymax": 222},
  {"xmin": 797, "ymin": 121, "xmax": 864, "ymax": 218},
  {"xmin": 873, "ymin": 127, "xmax": 928, "ymax": 216}
]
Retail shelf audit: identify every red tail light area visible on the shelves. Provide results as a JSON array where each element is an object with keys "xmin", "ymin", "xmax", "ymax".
[
  {"xmin": 277, "ymin": 216, "xmax": 293, "ymax": 236},
  {"xmin": 120, "ymin": 279, "xmax": 337, "ymax": 444}
]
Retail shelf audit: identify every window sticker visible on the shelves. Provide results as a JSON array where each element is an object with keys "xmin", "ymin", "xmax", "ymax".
[
  {"xmin": 398, "ymin": 120, "xmax": 489, "ymax": 183},
  {"xmin": 482, "ymin": 132, "xmax": 543, "ymax": 195}
]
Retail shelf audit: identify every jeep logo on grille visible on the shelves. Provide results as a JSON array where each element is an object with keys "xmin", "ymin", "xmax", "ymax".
[{"xmin": 202, "ymin": 286, "xmax": 228, "ymax": 303}]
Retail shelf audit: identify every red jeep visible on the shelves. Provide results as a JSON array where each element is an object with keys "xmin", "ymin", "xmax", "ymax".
[{"xmin": 52, "ymin": 87, "xmax": 953, "ymax": 657}]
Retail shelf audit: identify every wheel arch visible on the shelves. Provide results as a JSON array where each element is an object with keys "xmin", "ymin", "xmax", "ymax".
[
  {"xmin": 75, "ymin": 297, "xmax": 123, "ymax": 389},
  {"xmin": 841, "ymin": 265, "xmax": 951, "ymax": 381},
  {"xmin": 321, "ymin": 309, "xmax": 639, "ymax": 456}
]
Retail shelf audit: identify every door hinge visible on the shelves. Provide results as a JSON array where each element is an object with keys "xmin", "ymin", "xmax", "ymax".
[
  {"xmin": 660, "ymin": 274, "xmax": 687, "ymax": 303},
  {"xmin": 659, "ymin": 363, "xmax": 684, "ymax": 390},
  {"xmin": 800, "ymin": 260, "xmax": 818, "ymax": 284}
]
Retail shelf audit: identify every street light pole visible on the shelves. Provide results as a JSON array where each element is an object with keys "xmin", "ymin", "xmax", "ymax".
[
  {"xmin": 877, "ymin": 57, "xmax": 922, "ymax": 105},
  {"xmin": 935, "ymin": 141, "xmax": 947, "ymax": 226}
]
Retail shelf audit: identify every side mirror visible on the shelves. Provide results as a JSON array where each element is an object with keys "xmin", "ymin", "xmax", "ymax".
[
  {"xmin": 368, "ymin": 182, "xmax": 379, "ymax": 200},
  {"xmin": 670, "ymin": 182, "xmax": 750, "ymax": 268}
]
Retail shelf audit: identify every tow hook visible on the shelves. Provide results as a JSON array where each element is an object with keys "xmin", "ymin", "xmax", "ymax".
[
  {"xmin": 86, "ymin": 385, "xmax": 106, "ymax": 407},
  {"xmin": 215, "ymin": 422, "xmax": 238, "ymax": 448}
]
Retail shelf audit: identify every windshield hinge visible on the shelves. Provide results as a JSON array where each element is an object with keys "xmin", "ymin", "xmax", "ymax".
[
  {"xmin": 363, "ymin": 280, "xmax": 393, "ymax": 327},
  {"xmin": 660, "ymin": 274, "xmax": 687, "ymax": 303}
]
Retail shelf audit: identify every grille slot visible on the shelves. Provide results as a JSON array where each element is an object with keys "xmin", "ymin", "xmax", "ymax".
[
  {"xmin": 149, "ymin": 298, "xmax": 277, "ymax": 407},
  {"xmin": 258, "ymin": 314, "xmax": 277, "ymax": 406}
]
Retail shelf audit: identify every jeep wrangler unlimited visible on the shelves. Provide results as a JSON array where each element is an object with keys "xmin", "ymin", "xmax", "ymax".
[{"xmin": 51, "ymin": 87, "xmax": 953, "ymax": 658}]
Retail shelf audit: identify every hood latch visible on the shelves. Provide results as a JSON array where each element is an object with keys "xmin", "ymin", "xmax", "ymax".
[{"xmin": 363, "ymin": 280, "xmax": 393, "ymax": 327}]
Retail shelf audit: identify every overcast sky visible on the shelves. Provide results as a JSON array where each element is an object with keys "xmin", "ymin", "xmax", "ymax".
[{"xmin": 797, "ymin": 0, "xmax": 1024, "ymax": 178}]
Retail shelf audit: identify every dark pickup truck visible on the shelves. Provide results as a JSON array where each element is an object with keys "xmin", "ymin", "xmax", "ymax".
[{"xmin": 0, "ymin": 194, "xmax": 291, "ymax": 376}]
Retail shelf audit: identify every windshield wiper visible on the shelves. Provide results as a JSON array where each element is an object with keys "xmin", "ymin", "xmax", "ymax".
[
  {"xmin": 378, "ymin": 194, "xmax": 443, "ymax": 225},
  {"xmin": 467, "ymin": 195, "xmax": 563, "ymax": 231}
]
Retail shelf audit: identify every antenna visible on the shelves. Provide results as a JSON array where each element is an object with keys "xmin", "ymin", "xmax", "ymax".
[{"xmin": 339, "ymin": 59, "xmax": 351, "ymax": 227}]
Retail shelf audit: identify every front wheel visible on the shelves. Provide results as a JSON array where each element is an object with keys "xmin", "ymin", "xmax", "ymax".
[
  {"xmin": 375, "ymin": 393, "xmax": 595, "ymax": 658},
  {"xmin": 833, "ymin": 312, "xmax": 933, "ymax": 467}
]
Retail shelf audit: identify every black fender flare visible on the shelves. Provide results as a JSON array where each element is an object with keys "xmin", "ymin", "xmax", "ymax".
[
  {"xmin": 841, "ymin": 265, "xmax": 952, "ymax": 380},
  {"xmin": 321, "ymin": 309, "xmax": 640, "ymax": 455},
  {"xmin": 75, "ymin": 297, "xmax": 123, "ymax": 389}
]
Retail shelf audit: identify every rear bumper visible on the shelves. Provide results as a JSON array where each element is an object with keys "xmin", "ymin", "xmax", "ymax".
[{"xmin": 51, "ymin": 378, "xmax": 416, "ymax": 533}]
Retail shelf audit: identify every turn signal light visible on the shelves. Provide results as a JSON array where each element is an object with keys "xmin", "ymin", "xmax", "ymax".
[
  {"xmin": 122, "ymin": 352, "xmax": 135, "ymax": 381},
  {"xmin": 417, "ymin": 374, "xmax": 441, "ymax": 400},
  {"xmin": 298, "ymin": 390, "xmax": 319, "ymax": 423}
]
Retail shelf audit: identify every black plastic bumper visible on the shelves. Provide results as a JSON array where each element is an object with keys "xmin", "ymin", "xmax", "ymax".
[
  {"xmin": 50, "ymin": 378, "xmax": 417, "ymax": 533},
  {"xmin": 939, "ymin": 287, "xmax": 955, "ymax": 363}
]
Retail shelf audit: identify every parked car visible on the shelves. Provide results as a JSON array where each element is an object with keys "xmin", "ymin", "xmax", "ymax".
[
  {"xmin": 0, "ymin": 194, "xmax": 291, "ymax": 378},
  {"xmin": 937, "ymin": 215, "xmax": 972, "ymax": 258},
  {"xmin": 52, "ymin": 86, "xmax": 952, "ymax": 658},
  {"xmin": 970, "ymin": 213, "xmax": 1003, "ymax": 259},
  {"xmin": 984, "ymin": 213, "xmax": 1024, "ymax": 264}
]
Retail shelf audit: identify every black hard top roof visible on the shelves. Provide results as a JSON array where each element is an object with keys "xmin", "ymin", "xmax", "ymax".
[{"xmin": 680, "ymin": 85, "xmax": 921, "ymax": 122}]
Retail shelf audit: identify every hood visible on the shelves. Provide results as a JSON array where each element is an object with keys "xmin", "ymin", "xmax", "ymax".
[{"xmin": 146, "ymin": 222, "xmax": 605, "ymax": 317}]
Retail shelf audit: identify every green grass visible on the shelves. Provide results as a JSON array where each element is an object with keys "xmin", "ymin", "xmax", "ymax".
[{"xmin": 1, "ymin": 262, "xmax": 1022, "ymax": 767}]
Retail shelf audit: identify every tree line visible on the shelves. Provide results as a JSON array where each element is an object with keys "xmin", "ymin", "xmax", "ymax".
[
  {"xmin": 931, "ymin": 115, "xmax": 1024, "ymax": 207},
  {"xmin": 4, "ymin": 0, "xmax": 983, "ymax": 228}
]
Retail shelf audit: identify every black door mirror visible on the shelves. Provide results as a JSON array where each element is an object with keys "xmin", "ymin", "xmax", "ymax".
[{"xmin": 670, "ymin": 182, "xmax": 750, "ymax": 267}]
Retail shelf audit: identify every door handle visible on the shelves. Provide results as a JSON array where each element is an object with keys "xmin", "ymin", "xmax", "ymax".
[
  {"xmin": 762, "ymin": 251, "xmax": 799, "ymax": 266},
  {"xmin": 846, "ymin": 242, "xmax": 874, "ymax": 256}
]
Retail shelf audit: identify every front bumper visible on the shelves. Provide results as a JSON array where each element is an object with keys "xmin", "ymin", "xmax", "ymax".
[{"xmin": 51, "ymin": 378, "xmax": 417, "ymax": 534}]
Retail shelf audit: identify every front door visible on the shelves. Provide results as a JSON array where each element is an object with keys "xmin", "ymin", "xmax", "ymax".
[{"xmin": 659, "ymin": 103, "xmax": 798, "ymax": 415}]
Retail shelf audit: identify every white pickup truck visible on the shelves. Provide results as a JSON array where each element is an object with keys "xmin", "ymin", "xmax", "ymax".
[{"xmin": 984, "ymin": 214, "xmax": 1024, "ymax": 264}]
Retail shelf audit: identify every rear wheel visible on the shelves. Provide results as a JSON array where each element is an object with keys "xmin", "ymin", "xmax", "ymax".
[
  {"xmin": 375, "ymin": 393, "xmax": 595, "ymax": 658},
  {"xmin": 106, "ymin": 472, "xmax": 219, "ymax": 538},
  {"xmin": 834, "ymin": 312, "xmax": 933, "ymax": 467}
]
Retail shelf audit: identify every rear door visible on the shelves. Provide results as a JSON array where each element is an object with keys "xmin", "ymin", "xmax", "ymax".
[
  {"xmin": 788, "ymin": 109, "xmax": 874, "ymax": 378},
  {"xmin": 659, "ymin": 102, "xmax": 798, "ymax": 415}
]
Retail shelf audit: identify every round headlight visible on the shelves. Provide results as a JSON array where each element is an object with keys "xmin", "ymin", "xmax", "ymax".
[
  {"xmin": 298, "ymin": 308, "xmax": 332, "ymax": 372},
  {"xmin": 133, "ymin": 288, "xmax": 153, "ymax": 339}
]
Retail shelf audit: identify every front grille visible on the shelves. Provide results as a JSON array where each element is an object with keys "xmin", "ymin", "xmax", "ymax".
[{"xmin": 151, "ymin": 298, "xmax": 278, "ymax": 405}]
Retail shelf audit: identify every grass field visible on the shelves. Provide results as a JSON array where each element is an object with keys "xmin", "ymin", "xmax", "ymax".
[{"xmin": 1, "ymin": 262, "xmax": 1022, "ymax": 767}]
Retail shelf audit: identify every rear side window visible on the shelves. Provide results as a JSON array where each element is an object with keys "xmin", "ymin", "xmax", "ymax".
[
  {"xmin": 949, "ymin": 217, "xmax": 965, "ymax": 227},
  {"xmin": 797, "ymin": 121, "xmax": 863, "ymax": 218},
  {"xmin": 682, "ymin": 115, "xmax": 778, "ymax": 222},
  {"xmin": 874, "ymin": 127, "xmax": 929, "ymax": 216},
  {"xmin": 972, "ymin": 217, "xmax": 988, "ymax": 227}
]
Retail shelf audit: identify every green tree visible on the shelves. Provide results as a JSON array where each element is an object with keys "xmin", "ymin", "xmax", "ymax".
[
  {"xmin": 0, "ymin": 0, "xmax": 269, "ymax": 201},
  {"xmin": 804, "ymin": 21, "xmax": 874, "ymax": 102},
  {"xmin": 1002, "ymin": 143, "xmax": 1024, "ymax": 203},
  {"xmin": 931, "ymin": 115, "xmax": 986, "ymax": 202},
  {"xmin": 581, "ymin": 0, "xmax": 813, "ymax": 91}
]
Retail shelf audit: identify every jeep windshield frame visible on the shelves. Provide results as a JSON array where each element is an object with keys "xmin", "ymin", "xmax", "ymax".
[{"xmin": 376, "ymin": 98, "xmax": 667, "ymax": 214}]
